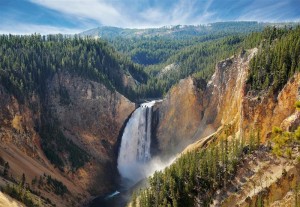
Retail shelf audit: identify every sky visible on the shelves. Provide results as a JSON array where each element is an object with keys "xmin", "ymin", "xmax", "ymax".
[{"xmin": 0, "ymin": 0, "xmax": 299, "ymax": 34}]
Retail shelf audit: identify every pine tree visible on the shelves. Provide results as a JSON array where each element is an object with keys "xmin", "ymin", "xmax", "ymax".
[
  {"xmin": 21, "ymin": 173, "xmax": 26, "ymax": 188},
  {"xmin": 3, "ymin": 162, "xmax": 9, "ymax": 177}
]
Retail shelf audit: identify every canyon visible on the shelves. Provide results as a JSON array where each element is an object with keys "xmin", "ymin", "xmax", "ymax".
[
  {"xmin": 126, "ymin": 49, "xmax": 300, "ymax": 206},
  {"xmin": 0, "ymin": 46, "xmax": 299, "ymax": 207},
  {"xmin": 0, "ymin": 71, "xmax": 136, "ymax": 206}
]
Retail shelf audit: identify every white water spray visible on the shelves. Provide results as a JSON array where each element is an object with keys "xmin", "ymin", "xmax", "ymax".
[
  {"xmin": 117, "ymin": 101, "xmax": 156, "ymax": 183},
  {"xmin": 117, "ymin": 100, "xmax": 175, "ymax": 185}
]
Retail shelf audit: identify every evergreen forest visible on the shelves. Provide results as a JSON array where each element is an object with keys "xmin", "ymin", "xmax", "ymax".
[{"xmin": 1, "ymin": 22, "xmax": 300, "ymax": 206}]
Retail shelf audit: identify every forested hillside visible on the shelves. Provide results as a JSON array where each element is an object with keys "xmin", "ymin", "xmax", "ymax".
[
  {"xmin": 0, "ymin": 34, "xmax": 147, "ymax": 199},
  {"xmin": 76, "ymin": 22, "xmax": 300, "ymax": 99},
  {"xmin": 1, "ymin": 25, "xmax": 298, "ymax": 107},
  {"xmin": 133, "ymin": 126, "xmax": 300, "ymax": 206},
  {"xmin": 136, "ymin": 25, "xmax": 300, "ymax": 98},
  {"xmin": 1, "ymin": 23, "xmax": 300, "ymax": 207},
  {"xmin": 0, "ymin": 34, "xmax": 146, "ymax": 102},
  {"xmin": 81, "ymin": 22, "xmax": 265, "ymax": 39},
  {"xmin": 84, "ymin": 22, "xmax": 264, "ymax": 66},
  {"xmin": 247, "ymin": 26, "xmax": 300, "ymax": 93},
  {"xmin": 133, "ymin": 134, "xmax": 253, "ymax": 207},
  {"xmin": 82, "ymin": 22, "xmax": 298, "ymax": 67},
  {"xmin": 104, "ymin": 34, "xmax": 226, "ymax": 66},
  {"xmin": 129, "ymin": 26, "xmax": 300, "ymax": 207},
  {"xmin": 0, "ymin": 34, "xmax": 142, "ymax": 206},
  {"xmin": 137, "ymin": 35, "xmax": 244, "ymax": 97}
]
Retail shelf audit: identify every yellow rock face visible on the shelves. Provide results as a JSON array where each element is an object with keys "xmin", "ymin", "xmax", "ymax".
[
  {"xmin": 0, "ymin": 192, "xmax": 25, "ymax": 207},
  {"xmin": 11, "ymin": 115, "xmax": 22, "ymax": 132},
  {"xmin": 156, "ymin": 48, "xmax": 300, "ymax": 157},
  {"xmin": 155, "ymin": 49, "xmax": 300, "ymax": 207},
  {"xmin": 155, "ymin": 50, "xmax": 256, "ymax": 156},
  {"xmin": 0, "ymin": 72, "xmax": 136, "ymax": 206},
  {"xmin": 155, "ymin": 76, "xmax": 204, "ymax": 156}
]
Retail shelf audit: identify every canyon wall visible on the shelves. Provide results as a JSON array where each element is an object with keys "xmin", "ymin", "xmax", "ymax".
[
  {"xmin": 155, "ymin": 48, "xmax": 300, "ymax": 158},
  {"xmin": 153, "ymin": 48, "xmax": 300, "ymax": 207},
  {"xmin": 0, "ymin": 72, "xmax": 135, "ymax": 206}
]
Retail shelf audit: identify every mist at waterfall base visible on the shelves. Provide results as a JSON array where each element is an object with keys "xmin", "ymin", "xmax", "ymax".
[
  {"xmin": 118, "ymin": 100, "xmax": 175, "ymax": 186},
  {"xmin": 90, "ymin": 101, "xmax": 175, "ymax": 207}
]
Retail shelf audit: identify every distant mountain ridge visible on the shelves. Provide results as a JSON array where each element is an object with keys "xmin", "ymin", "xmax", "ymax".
[{"xmin": 80, "ymin": 21, "xmax": 299, "ymax": 39}]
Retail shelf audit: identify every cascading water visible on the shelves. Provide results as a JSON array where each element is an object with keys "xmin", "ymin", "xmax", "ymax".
[
  {"xmin": 90, "ymin": 100, "xmax": 175, "ymax": 207},
  {"xmin": 117, "ymin": 101, "xmax": 156, "ymax": 183}
]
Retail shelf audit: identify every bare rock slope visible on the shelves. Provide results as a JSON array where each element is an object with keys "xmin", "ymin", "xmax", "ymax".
[
  {"xmin": 155, "ymin": 49, "xmax": 300, "ymax": 206},
  {"xmin": 0, "ymin": 72, "xmax": 135, "ymax": 206},
  {"xmin": 156, "ymin": 48, "xmax": 299, "ymax": 154}
]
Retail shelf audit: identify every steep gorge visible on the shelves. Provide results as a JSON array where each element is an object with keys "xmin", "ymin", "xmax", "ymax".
[
  {"xmin": 1, "ymin": 28, "xmax": 300, "ymax": 207},
  {"xmin": 144, "ymin": 48, "xmax": 300, "ymax": 206},
  {"xmin": 0, "ymin": 34, "xmax": 149, "ymax": 206},
  {"xmin": 1, "ymin": 46, "xmax": 299, "ymax": 206},
  {"xmin": 0, "ymin": 71, "xmax": 136, "ymax": 206},
  {"xmin": 45, "ymin": 72, "xmax": 136, "ymax": 193},
  {"xmin": 154, "ymin": 48, "xmax": 299, "ymax": 155}
]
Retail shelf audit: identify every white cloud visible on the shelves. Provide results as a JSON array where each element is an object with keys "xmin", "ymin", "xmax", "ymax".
[
  {"xmin": 238, "ymin": 1, "xmax": 291, "ymax": 22},
  {"xmin": 204, "ymin": 0, "xmax": 214, "ymax": 13},
  {"xmin": 29, "ymin": 0, "xmax": 128, "ymax": 27},
  {"xmin": 136, "ymin": 0, "xmax": 216, "ymax": 28},
  {"xmin": 1, "ymin": 0, "xmax": 299, "ymax": 35},
  {"xmin": 172, "ymin": 0, "xmax": 216, "ymax": 25},
  {"xmin": 139, "ymin": 8, "xmax": 165, "ymax": 25},
  {"xmin": 29, "ymin": 0, "xmax": 217, "ymax": 29}
]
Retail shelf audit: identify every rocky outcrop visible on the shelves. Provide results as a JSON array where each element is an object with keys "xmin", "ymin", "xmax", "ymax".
[
  {"xmin": 46, "ymin": 72, "xmax": 135, "ymax": 194},
  {"xmin": 48, "ymin": 72, "xmax": 135, "ymax": 161},
  {"xmin": 155, "ymin": 49, "xmax": 256, "ymax": 156},
  {"xmin": 0, "ymin": 192, "xmax": 25, "ymax": 207},
  {"xmin": 154, "ymin": 48, "xmax": 300, "ymax": 207},
  {"xmin": 155, "ymin": 48, "xmax": 300, "ymax": 158},
  {"xmin": 0, "ymin": 85, "xmax": 83, "ymax": 207},
  {"xmin": 280, "ymin": 111, "xmax": 300, "ymax": 132},
  {"xmin": 214, "ymin": 148, "xmax": 300, "ymax": 207},
  {"xmin": 242, "ymin": 73, "xmax": 300, "ymax": 142},
  {"xmin": 0, "ymin": 72, "xmax": 135, "ymax": 206},
  {"xmin": 0, "ymin": 85, "xmax": 41, "ymax": 158},
  {"xmin": 153, "ymin": 77, "xmax": 204, "ymax": 156},
  {"xmin": 158, "ymin": 63, "xmax": 180, "ymax": 78}
]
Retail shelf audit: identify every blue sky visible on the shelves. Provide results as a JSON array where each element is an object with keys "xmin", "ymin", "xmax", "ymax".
[{"xmin": 0, "ymin": 0, "xmax": 299, "ymax": 34}]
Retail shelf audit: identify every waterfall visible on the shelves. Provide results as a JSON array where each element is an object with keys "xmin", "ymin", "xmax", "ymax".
[{"xmin": 117, "ymin": 101, "xmax": 156, "ymax": 183}]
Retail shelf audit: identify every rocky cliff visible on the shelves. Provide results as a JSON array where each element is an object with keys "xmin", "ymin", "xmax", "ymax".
[
  {"xmin": 154, "ymin": 49, "xmax": 256, "ymax": 156},
  {"xmin": 0, "ymin": 72, "xmax": 135, "ymax": 206},
  {"xmin": 154, "ymin": 48, "xmax": 300, "ymax": 206},
  {"xmin": 0, "ymin": 192, "xmax": 25, "ymax": 207},
  {"xmin": 153, "ymin": 77, "xmax": 204, "ymax": 157},
  {"xmin": 46, "ymin": 72, "xmax": 135, "ymax": 194},
  {"xmin": 215, "ymin": 148, "xmax": 300, "ymax": 207},
  {"xmin": 155, "ymin": 48, "xmax": 299, "ymax": 154}
]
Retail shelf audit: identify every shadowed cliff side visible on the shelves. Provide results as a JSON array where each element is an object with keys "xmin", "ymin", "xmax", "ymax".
[
  {"xmin": 155, "ymin": 48, "xmax": 300, "ymax": 158},
  {"xmin": 0, "ymin": 72, "xmax": 135, "ymax": 206},
  {"xmin": 45, "ymin": 72, "xmax": 136, "ymax": 195},
  {"xmin": 153, "ymin": 77, "xmax": 204, "ymax": 157},
  {"xmin": 149, "ymin": 48, "xmax": 300, "ymax": 207},
  {"xmin": 154, "ymin": 49, "xmax": 256, "ymax": 157},
  {"xmin": 0, "ymin": 34, "xmax": 143, "ymax": 206}
]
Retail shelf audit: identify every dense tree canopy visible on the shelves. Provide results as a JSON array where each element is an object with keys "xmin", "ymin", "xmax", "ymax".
[
  {"xmin": 247, "ymin": 26, "xmax": 300, "ymax": 93},
  {"xmin": 136, "ymin": 35, "xmax": 244, "ymax": 98},
  {"xmin": 132, "ymin": 131, "xmax": 259, "ymax": 207},
  {"xmin": 1, "ymin": 25, "xmax": 299, "ymax": 173},
  {"xmin": 0, "ymin": 34, "xmax": 147, "ymax": 102},
  {"xmin": 129, "ymin": 25, "xmax": 300, "ymax": 206},
  {"xmin": 1, "ymin": 25, "xmax": 299, "ymax": 101},
  {"xmin": 0, "ymin": 34, "xmax": 148, "ymax": 169}
]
